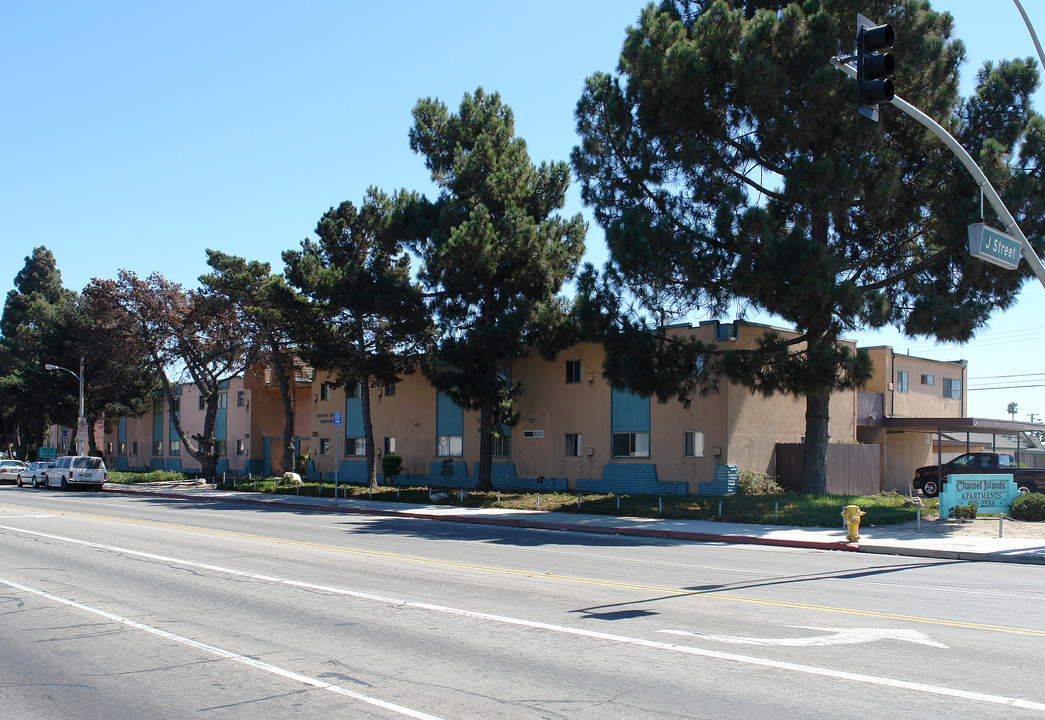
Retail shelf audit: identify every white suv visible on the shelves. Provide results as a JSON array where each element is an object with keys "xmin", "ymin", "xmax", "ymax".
[{"xmin": 45, "ymin": 456, "xmax": 107, "ymax": 491}]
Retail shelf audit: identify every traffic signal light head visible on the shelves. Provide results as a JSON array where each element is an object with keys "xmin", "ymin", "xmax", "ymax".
[{"xmin": 856, "ymin": 14, "xmax": 895, "ymax": 121}]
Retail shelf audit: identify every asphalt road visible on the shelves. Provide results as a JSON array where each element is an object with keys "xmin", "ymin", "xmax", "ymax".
[{"xmin": 1, "ymin": 485, "xmax": 1044, "ymax": 719}]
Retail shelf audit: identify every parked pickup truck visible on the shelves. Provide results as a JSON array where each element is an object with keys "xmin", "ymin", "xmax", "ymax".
[{"xmin": 913, "ymin": 452, "xmax": 1045, "ymax": 497}]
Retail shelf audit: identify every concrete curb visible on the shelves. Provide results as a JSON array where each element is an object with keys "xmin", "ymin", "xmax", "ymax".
[
  {"xmin": 103, "ymin": 486, "xmax": 861, "ymax": 553},
  {"xmin": 102, "ymin": 486, "xmax": 1043, "ymax": 564}
]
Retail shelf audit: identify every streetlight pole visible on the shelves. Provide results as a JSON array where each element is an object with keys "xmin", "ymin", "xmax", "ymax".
[{"xmin": 45, "ymin": 358, "xmax": 85, "ymax": 456}]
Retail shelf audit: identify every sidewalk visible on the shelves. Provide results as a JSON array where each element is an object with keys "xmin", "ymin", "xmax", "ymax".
[{"xmin": 103, "ymin": 483, "xmax": 1045, "ymax": 566}]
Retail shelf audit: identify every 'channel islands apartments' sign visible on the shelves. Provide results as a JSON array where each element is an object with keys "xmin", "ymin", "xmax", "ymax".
[{"xmin": 938, "ymin": 474, "xmax": 1019, "ymax": 518}]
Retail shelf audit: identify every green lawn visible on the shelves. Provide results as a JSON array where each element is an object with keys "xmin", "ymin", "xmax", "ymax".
[{"xmin": 106, "ymin": 470, "xmax": 933, "ymax": 527}]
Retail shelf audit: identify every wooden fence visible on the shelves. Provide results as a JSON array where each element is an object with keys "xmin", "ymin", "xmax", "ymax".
[{"xmin": 774, "ymin": 443, "xmax": 880, "ymax": 495}]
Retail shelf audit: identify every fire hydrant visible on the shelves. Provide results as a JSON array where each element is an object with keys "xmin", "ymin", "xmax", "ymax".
[{"xmin": 841, "ymin": 505, "xmax": 866, "ymax": 543}]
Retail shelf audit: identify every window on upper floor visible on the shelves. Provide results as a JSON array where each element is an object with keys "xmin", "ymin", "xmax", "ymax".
[
  {"xmin": 896, "ymin": 370, "xmax": 908, "ymax": 393},
  {"xmin": 320, "ymin": 383, "xmax": 332, "ymax": 401},
  {"xmin": 943, "ymin": 377, "xmax": 961, "ymax": 399},
  {"xmin": 237, "ymin": 390, "xmax": 245, "ymax": 407},
  {"xmin": 921, "ymin": 374, "xmax": 934, "ymax": 386},
  {"xmin": 345, "ymin": 380, "xmax": 361, "ymax": 399},
  {"xmin": 565, "ymin": 359, "xmax": 582, "ymax": 384}
]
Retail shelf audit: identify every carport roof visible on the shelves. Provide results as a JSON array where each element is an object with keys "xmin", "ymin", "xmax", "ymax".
[{"xmin": 882, "ymin": 416, "xmax": 1042, "ymax": 434}]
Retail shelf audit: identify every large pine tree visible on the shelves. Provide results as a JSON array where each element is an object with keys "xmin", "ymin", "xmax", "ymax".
[
  {"xmin": 0, "ymin": 247, "xmax": 78, "ymax": 457},
  {"xmin": 408, "ymin": 88, "xmax": 586, "ymax": 491},
  {"xmin": 572, "ymin": 0, "xmax": 1044, "ymax": 492},
  {"xmin": 283, "ymin": 188, "xmax": 432, "ymax": 487}
]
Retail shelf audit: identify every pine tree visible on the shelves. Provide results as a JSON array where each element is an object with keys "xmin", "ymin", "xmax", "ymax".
[
  {"xmin": 0, "ymin": 247, "xmax": 77, "ymax": 457},
  {"xmin": 200, "ymin": 250, "xmax": 301, "ymax": 475},
  {"xmin": 408, "ymin": 88, "xmax": 586, "ymax": 491},
  {"xmin": 283, "ymin": 188, "xmax": 432, "ymax": 488},
  {"xmin": 572, "ymin": 0, "xmax": 1044, "ymax": 492}
]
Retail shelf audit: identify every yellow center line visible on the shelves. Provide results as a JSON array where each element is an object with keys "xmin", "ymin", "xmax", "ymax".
[{"xmin": 5, "ymin": 503, "xmax": 1043, "ymax": 637}]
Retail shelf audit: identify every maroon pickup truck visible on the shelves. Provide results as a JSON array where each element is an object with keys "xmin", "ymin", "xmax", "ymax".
[{"xmin": 913, "ymin": 452, "xmax": 1045, "ymax": 497}]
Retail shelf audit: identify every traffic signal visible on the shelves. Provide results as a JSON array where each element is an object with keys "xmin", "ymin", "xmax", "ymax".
[{"xmin": 856, "ymin": 14, "xmax": 895, "ymax": 121}]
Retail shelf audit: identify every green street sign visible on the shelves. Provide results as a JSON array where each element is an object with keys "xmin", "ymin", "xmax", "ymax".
[
  {"xmin": 38, "ymin": 446, "xmax": 57, "ymax": 460},
  {"xmin": 968, "ymin": 223, "xmax": 1022, "ymax": 270}
]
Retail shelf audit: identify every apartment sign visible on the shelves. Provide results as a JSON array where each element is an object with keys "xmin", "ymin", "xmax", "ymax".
[
  {"xmin": 967, "ymin": 223, "xmax": 1022, "ymax": 270},
  {"xmin": 938, "ymin": 473, "xmax": 1019, "ymax": 518}
]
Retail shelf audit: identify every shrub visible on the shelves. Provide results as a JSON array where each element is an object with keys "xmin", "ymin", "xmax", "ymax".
[
  {"xmin": 382, "ymin": 454, "xmax": 403, "ymax": 484},
  {"xmin": 736, "ymin": 469, "xmax": 783, "ymax": 495},
  {"xmin": 952, "ymin": 503, "xmax": 977, "ymax": 520},
  {"xmin": 1011, "ymin": 493, "xmax": 1045, "ymax": 522}
]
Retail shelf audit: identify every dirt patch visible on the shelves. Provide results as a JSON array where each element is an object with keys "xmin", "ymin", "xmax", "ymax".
[{"xmin": 886, "ymin": 516, "xmax": 1045, "ymax": 538}]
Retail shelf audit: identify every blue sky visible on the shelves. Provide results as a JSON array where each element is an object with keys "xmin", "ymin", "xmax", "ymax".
[{"xmin": 1, "ymin": 1, "xmax": 1042, "ymax": 422}]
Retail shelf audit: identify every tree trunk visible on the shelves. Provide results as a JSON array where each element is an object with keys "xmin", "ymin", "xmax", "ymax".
[
  {"xmin": 271, "ymin": 356, "xmax": 296, "ymax": 475},
  {"xmin": 801, "ymin": 391, "xmax": 830, "ymax": 494},
  {"xmin": 360, "ymin": 375, "xmax": 378, "ymax": 488},
  {"xmin": 475, "ymin": 395, "xmax": 494, "ymax": 491}
]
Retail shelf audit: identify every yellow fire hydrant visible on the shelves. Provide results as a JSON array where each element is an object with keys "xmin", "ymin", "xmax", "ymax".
[{"xmin": 841, "ymin": 505, "xmax": 866, "ymax": 543}]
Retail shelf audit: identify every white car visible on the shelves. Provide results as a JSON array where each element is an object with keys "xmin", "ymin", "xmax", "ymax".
[
  {"xmin": 17, "ymin": 461, "xmax": 53, "ymax": 488},
  {"xmin": 45, "ymin": 456, "xmax": 107, "ymax": 491},
  {"xmin": 0, "ymin": 459, "xmax": 28, "ymax": 484}
]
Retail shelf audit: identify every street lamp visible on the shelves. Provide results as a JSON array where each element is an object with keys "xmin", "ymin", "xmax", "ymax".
[{"xmin": 45, "ymin": 357, "xmax": 85, "ymax": 456}]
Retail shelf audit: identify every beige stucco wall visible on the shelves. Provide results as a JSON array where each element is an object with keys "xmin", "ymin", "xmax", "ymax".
[{"xmin": 884, "ymin": 430, "xmax": 934, "ymax": 492}]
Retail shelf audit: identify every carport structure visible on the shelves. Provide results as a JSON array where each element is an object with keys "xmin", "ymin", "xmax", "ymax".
[{"xmin": 882, "ymin": 416, "xmax": 1044, "ymax": 488}]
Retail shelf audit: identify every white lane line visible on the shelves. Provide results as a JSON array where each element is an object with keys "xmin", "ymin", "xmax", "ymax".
[
  {"xmin": 0, "ymin": 514, "xmax": 58, "ymax": 519},
  {"xmin": 3, "ymin": 523, "xmax": 1044, "ymax": 713},
  {"xmin": 0, "ymin": 575, "xmax": 448, "ymax": 720}
]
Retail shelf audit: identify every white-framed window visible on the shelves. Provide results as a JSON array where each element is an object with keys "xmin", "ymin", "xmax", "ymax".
[
  {"xmin": 943, "ymin": 377, "xmax": 961, "ymax": 399},
  {"xmin": 437, "ymin": 434, "xmax": 463, "ymax": 457},
  {"xmin": 153, "ymin": 440, "xmax": 163, "ymax": 456},
  {"xmin": 345, "ymin": 437, "xmax": 366, "ymax": 456},
  {"xmin": 612, "ymin": 432, "xmax": 649, "ymax": 458},
  {"xmin": 319, "ymin": 438, "xmax": 330, "ymax": 456},
  {"xmin": 169, "ymin": 439, "xmax": 180, "ymax": 456},
  {"xmin": 218, "ymin": 392, "xmax": 227, "ymax": 409},
  {"xmin": 683, "ymin": 430, "xmax": 705, "ymax": 458},
  {"xmin": 237, "ymin": 390, "xmax": 245, "ymax": 407},
  {"xmin": 921, "ymin": 374, "xmax": 934, "ymax": 386},
  {"xmin": 320, "ymin": 383, "xmax": 332, "ymax": 401},
  {"xmin": 383, "ymin": 381, "xmax": 396, "ymax": 397},
  {"xmin": 565, "ymin": 359, "xmax": 582, "ymax": 384},
  {"xmin": 236, "ymin": 439, "xmax": 245, "ymax": 455},
  {"xmin": 384, "ymin": 437, "xmax": 396, "ymax": 455},
  {"xmin": 565, "ymin": 433, "xmax": 581, "ymax": 457},
  {"xmin": 492, "ymin": 432, "xmax": 510, "ymax": 458},
  {"xmin": 896, "ymin": 370, "xmax": 908, "ymax": 393}
]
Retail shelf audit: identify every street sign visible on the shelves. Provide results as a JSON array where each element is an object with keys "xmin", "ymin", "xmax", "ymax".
[
  {"xmin": 332, "ymin": 412, "xmax": 342, "ymax": 427},
  {"xmin": 968, "ymin": 223, "xmax": 1022, "ymax": 270},
  {"xmin": 38, "ymin": 447, "xmax": 57, "ymax": 460}
]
